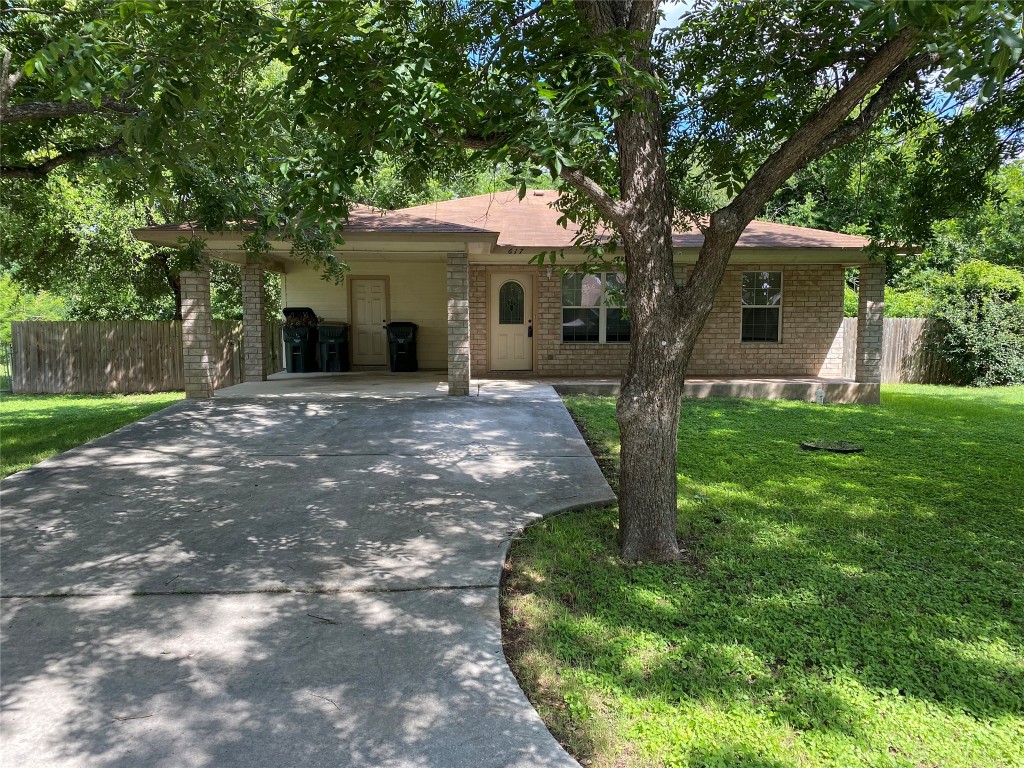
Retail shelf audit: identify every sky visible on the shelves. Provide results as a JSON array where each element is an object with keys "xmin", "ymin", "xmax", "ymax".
[{"xmin": 659, "ymin": 1, "xmax": 691, "ymax": 31}]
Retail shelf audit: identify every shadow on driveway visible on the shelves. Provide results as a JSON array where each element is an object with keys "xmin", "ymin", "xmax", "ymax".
[{"xmin": 1, "ymin": 387, "xmax": 614, "ymax": 767}]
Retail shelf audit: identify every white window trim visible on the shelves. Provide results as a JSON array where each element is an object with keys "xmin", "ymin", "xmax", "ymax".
[
  {"xmin": 740, "ymin": 271, "xmax": 783, "ymax": 344},
  {"xmin": 561, "ymin": 272, "xmax": 630, "ymax": 345}
]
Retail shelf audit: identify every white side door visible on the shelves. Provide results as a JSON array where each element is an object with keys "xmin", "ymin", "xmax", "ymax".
[{"xmin": 351, "ymin": 278, "xmax": 388, "ymax": 365}]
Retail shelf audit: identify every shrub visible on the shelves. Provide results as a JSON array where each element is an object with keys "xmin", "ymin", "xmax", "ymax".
[
  {"xmin": 844, "ymin": 285, "xmax": 858, "ymax": 316},
  {"xmin": 844, "ymin": 285, "xmax": 930, "ymax": 317},
  {"xmin": 885, "ymin": 286, "xmax": 931, "ymax": 317},
  {"xmin": 928, "ymin": 261, "xmax": 1024, "ymax": 386}
]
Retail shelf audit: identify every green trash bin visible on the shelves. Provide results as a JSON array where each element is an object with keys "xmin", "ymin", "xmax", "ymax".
[
  {"xmin": 283, "ymin": 307, "xmax": 319, "ymax": 373},
  {"xmin": 386, "ymin": 322, "xmax": 418, "ymax": 372},
  {"xmin": 318, "ymin": 323, "xmax": 350, "ymax": 372}
]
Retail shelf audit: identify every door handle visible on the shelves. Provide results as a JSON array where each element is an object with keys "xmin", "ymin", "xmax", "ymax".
[{"xmin": 528, "ymin": 319, "xmax": 533, "ymax": 338}]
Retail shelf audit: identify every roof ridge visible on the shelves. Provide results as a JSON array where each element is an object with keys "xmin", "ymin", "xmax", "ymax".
[
  {"xmin": 389, "ymin": 188, "xmax": 536, "ymax": 213},
  {"xmin": 753, "ymin": 217, "xmax": 868, "ymax": 238}
]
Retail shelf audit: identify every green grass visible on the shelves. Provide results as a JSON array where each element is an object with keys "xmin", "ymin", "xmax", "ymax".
[
  {"xmin": 0, "ymin": 345, "xmax": 11, "ymax": 393},
  {"xmin": 502, "ymin": 385, "xmax": 1024, "ymax": 768},
  {"xmin": 0, "ymin": 392, "xmax": 184, "ymax": 478}
]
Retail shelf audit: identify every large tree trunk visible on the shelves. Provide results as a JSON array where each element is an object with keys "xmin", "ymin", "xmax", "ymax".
[
  {"xmin": 615, "ymin": 225, "xmax": 740, "ymax": 561},
  {"xmin": 613, "ymin": 69, "xmax": 691, "ymax": 559},
  {"xmin": 612, "ymin": 45, "xmax": 743, "ymax": 560},
  {"xmin": 616, "ymin": 292, "xmax": 688, "ymax": 561}
]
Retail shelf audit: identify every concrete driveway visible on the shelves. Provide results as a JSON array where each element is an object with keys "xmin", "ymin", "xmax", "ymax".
[{"xmin": 1, "ymin": 382, "xmax": 614, "ymax": 767}]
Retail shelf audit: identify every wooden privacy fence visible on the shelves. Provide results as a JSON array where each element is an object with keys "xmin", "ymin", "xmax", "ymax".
[
  {"xmin": 840, "ymin": 317, "xmax": 949, "ymax": 384},
  {"xmin": 11, "ymin": 317, "xmax": 945, "ymax": 394},
  {"xmin": 10, "ymin": 320, "xmax": 284, "ymax": 395}
]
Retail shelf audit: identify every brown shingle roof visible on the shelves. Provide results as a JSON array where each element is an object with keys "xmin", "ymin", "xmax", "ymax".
[
  {"xmin": 135, "ymin": 190, "xmax": 870, "ymax": 249},
  {"xmin": 362, "ymin": 189, "xmax": 869, "ymax": 249}
]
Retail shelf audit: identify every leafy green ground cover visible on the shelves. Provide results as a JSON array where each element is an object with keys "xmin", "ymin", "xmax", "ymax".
[
  {"xmin": 0, "ymin": 393, "xmax": 183, "ymax": 478},
  {"xmin": 503, "ymin": 385, "xmax": 1024, "ymax": 768}
]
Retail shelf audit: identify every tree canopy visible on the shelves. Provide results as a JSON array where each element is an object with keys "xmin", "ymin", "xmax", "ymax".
[{"xmin": 1, "ymin": 0, "xmax": 280, "ymax": 187}]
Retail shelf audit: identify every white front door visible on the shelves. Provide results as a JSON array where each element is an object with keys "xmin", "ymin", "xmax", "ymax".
[
  {"xmin": 489, "ymin": 274, "xmax": 533, "ymax": 371},
  {"xmin": 351, "ymin": 278, "xmax": 388, "ymax": 365}
]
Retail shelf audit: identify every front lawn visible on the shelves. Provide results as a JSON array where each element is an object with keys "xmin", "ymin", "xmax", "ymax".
[
  {"xmin": 0, "ymin": 392, "xmax": 184, "ymax": 478},
  {"xmin": 503, "ymin": 385, "xmax": 1024, "ymax": 768}
]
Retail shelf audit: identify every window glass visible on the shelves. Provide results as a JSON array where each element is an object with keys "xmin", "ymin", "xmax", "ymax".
[
  {"xmin": 742, "ymin": 271, "xmax": 782, "ymax": 306},
  {"xmin": 742, "ymin": 307, "xmax": 780, "ymax": 342},
  {"xmin": 741, "ymin": 271, "xmax": 782, "ymax": 342},
  {"xmin": 605, "ymin": 272, "xmax": 627, "ymax": 307},
  {"xmin": 498, "ymin": 281, "xmax": 525, "ymax": 324},
  {"xmin": 562, "ymin": 308, "xmax": 600, "ymax": 343},
  {"xmin": 561, "ymin": 272, "xmax": 630, "ymax": 343},
  {"xmin": 580, "ymin": 274, "xmax": 603, "ymax": 306},
  {"xmin": 606, "ymin": 308, "xmax": 631, "ymax": 343},
  {"xmin": 561, "ymin": 273, "xmax": 581, "ymax": 306}
]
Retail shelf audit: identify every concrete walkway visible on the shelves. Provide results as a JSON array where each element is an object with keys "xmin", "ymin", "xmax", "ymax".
[{"xmin": 1, "ymin": 383, "xmax": 614, "ymax": 767}]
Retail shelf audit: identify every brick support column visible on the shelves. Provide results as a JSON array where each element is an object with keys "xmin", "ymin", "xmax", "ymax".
[
  {"xmin": 856, "ymin": 261, "xmax": 885, "ymax": 384},
  {"xmin": 446, "ymin": 252, "xmax": 471, "ymax": 396},
  {"xmin": 240, "ymin": 263, "xmax": 267, "ymax": 382},
  {"xmin": 180, "ymin": 265, "xmax": 214, "ymax": 398}
]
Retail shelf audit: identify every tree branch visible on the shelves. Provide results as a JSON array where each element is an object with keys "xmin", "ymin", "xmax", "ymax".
[
  {"xmin": 725, "ymin": 25, "xmax": 920, "ymax": 228},
  {"xmin": 684, "ymin": 27, "xmax": 926, "ymax": 315},
  {"xmin": 1, "ymin": 139, "xmax": 124, "ymax": 179},
  {"xmin": 427, "ymin": 122, "xmax": 628, "ymax": 228},
  {"xmin": 1, "ymin": 96, "xmax": 138, "ymax": 124},
  {"xmin": 558, "ymin": 166, "xmax": 628, "ymax": 228},
  {"xmin": 457, "ymin": 129, "xmax": 508, "ymax": 150},
  {"xmin": 0, "ymin": 6, "xmax": 58, "ymax": 14},
  {"xmin": 812, "ymin": 51, "xmax": 937, "ymax": 158},
  {"xmin": 508, "ymin": 1, "xmax": 550, "ymax": 28},
  {"xmin": 0, "ymin": 48, "xmax": 24, "ymax": 112}
]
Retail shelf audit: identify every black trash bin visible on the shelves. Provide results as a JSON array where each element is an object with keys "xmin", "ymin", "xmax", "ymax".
[
  {"xmin": 318, "ymin": 323, "xmax": 350, "ymax": 372},
  {"xmin": 386, "ymin": 322, "xmax": 418, "ymax": 372},
  {"xmin": 282, "ymin": 307, "xmax": 320, "ymax": 373}
]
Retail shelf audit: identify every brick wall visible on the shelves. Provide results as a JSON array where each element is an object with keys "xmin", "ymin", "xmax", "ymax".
[
  {"xmin": 687, "ymin": 264, "xmax": 846, "ymax": 376},
  {"xmin": 469, "ymin": 264, "xmax": 488, "ymax": 376},
  {"xmin": 535, "ymin": 266, "xmax": 631, "ymax": 376},
  {"xmin": 470, "ymin": 262, "xmax": 847, "ymax": 378}
]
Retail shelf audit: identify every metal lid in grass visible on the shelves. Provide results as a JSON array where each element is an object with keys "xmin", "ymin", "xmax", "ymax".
[{"xmin": 800, "ymin": 439, "xmax": 864, "ymax": 453}]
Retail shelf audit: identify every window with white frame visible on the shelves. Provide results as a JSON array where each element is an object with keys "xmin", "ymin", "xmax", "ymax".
[
  {"xmin": 741, "ymin": 271, "xmax": 782, "ymax": 342},
  {"xmin": 561, "ymin": 272, "xmax": 630, "ymax": 344}
]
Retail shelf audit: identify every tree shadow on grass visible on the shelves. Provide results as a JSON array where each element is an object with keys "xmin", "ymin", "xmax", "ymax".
[{"xmin": 510, "ymin": 390, "xmax": 1024, "ymax": 767}]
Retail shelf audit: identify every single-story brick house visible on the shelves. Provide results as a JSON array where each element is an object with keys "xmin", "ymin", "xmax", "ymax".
[{"xmin": 132, "ymin": 189, "xmax": 884, "ymax": 402}]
